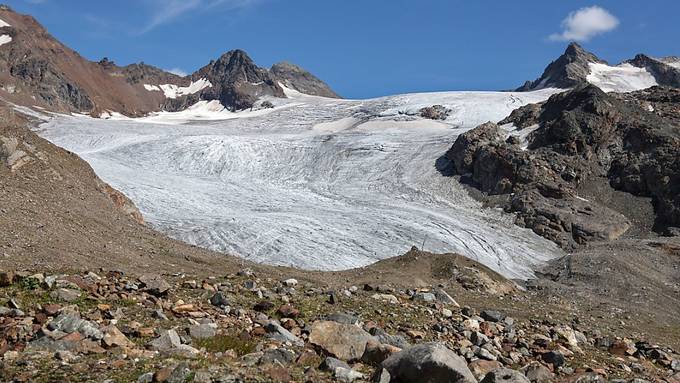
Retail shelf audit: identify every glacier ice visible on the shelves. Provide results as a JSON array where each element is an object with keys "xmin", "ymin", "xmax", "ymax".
[{"xmin": 35, "ymin": 88, "xmax": 565, "ymax": 280}]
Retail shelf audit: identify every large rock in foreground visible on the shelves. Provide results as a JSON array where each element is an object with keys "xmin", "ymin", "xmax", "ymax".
[
  {"xmin": 309, "ymin": 321, "xmax": 375, "ymax": 362},
  {"xmin": 379, "ymin": 343, "xmax": 477, "ymax": 383}
]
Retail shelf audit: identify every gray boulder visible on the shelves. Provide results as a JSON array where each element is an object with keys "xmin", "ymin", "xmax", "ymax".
[
  {"xmin": 480, "ymin": 368, "xmax": 530, "ymax": 383},
  {"xmin": 309, "ymin": 320, "xmax": 375, "ymax": 362},
  {"xmin": 380, "ymin": 343, "xmax": 477, "ymax": 383}
]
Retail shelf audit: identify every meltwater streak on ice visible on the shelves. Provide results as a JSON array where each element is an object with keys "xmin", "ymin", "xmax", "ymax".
[{"xmin": 36, "ymin": 88, "xmax": 563, "ymax": 280}]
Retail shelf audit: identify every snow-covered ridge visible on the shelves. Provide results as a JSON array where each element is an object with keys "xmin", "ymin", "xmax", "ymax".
[
  {"xmin": 0, "ymin": 34, "xmax": 11, "ymax": 47},
  {"xmin": 659, "ymin": 57, "xmax": 680, "ymax": 70},
  {"xmin": 144, "ymin": 78, "xmax": 212, "ymax": 99},
  {"xmin": 586, "ymin": 62, "xmax": 658, "ymax": 93}
]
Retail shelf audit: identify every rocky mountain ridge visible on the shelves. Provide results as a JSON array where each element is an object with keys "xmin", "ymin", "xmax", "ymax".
[
  {"xmin": 517, "ymin": 43, "xmax": 680, "ymax": 92},
  {"xmin": 0, "ymin": 5, "xmax": 339, "ymax": 116}
]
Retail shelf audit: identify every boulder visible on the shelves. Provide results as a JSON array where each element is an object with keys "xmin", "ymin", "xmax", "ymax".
[
  {"xmin": 380, "ymin": 343, "xmax": 477, "ymax": 383},
  {"xmin": 264, "ymin": 321, "xmax": 303, "ymax": 346},
  {"xmin": 48, "ymin": 313, "xmax": 103, "ymax": 340},
  {"xmin": 309, "ymin": 320, "xmax": 375, "ymax": 361},
  {"xmin": 361, "ymin": 339, "xmax": 401, "ymax": 366},
  {"xmin": 209, "ymin": 292, "xmax": 229, "ymax": 307},
  {"xmin": 189, "ymin": 324, "xmax": 216, "ymax": 339},
  {"xmin": 138, "ymin": 275, "xmax": 170, "ymax": 296},
  {"xmin": 148, "ymin": 329, "xmax": 182, "ymax": 352},
  {"xmin": 521, "ymin": 363, "xmax": 554, "ymax": 383},
  {"xmin": 102, "ymin": 325, "xmax": 134, "ymax": 348},
  {"xmin": 50, "ymin": 288, "xmax": 81, "ymax": 302},
  {"xmin": 480, "ymin": 368, "xmax": 530, "ymax": 383},
  {"xmin": 319, "ymin": 356, "xmax": 350, "ymax": 372}
]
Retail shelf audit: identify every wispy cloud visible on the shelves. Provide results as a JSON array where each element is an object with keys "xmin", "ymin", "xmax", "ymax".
[
  {"xmin": 549, "ymin": 6, "xmax": 619, "ymax": 42},
  {"xmin": 167, "ymin": 68, "xmax": 188, "ymax": 77},
  {"xmin": 141, "ymin": 0, "xmax": 260, "ymax": 34}
]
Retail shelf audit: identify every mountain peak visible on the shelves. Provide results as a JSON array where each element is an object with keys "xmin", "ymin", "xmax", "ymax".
[
  {"xmin": 564, "ymin": 42, "xmax": 586, "ymax": 56},
  {"xmin": 217, "ymin": 49, "xmax": 253, "ymax": 63},
  {"xmin": 516, "ymin": 43, "xmax": 603, "ymax": 91}
]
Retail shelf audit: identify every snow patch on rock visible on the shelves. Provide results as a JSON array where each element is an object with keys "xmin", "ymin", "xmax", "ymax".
[
  {"xmin": 100, "ymin": 111, "xmax": 130, "ymax": 120},
  {"xmin": 145, "ymin": 79, "xmax": 212, "ymax": 99},
  {"xmin": 586, "ymin": 62, "xmax": 658, "ymax": 93},
  {"xmin": 0, "ymin": 35, "xmax": 12, "ymax": 47},
  {"xmin": 0, "ymin": 18, "xmax": 10, "ymax": 28},
  {"xmin": 659, "ymin": 57, "xmax": 680, "ymax": 70}
]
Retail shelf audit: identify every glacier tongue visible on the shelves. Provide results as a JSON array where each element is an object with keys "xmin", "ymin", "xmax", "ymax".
[{"xmin": 36, "ymin": 88, "xmax": 564, "ymax": 280}]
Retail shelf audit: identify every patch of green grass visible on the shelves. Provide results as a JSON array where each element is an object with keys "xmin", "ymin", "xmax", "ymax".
[
  {"xmin": 193, "ymin": 334, "xmax": 256, "ymax": 356},
  {"xmin": 19, "ymin": 277, "xmax": 41, "ymax": 291},
  {"xmin": 116, "ymin": 298, "xmax": 137, "ymax": 307}
]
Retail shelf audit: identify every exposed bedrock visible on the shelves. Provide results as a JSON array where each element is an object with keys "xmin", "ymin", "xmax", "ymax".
[{"xmin": 446, "ymin": 84, "xmax": 680, "ymax": 248}]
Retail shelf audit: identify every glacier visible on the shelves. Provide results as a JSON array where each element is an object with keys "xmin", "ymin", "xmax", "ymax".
[{"xmin": 35, "ymin": 88, "xmax": 565, "ymax": 280}]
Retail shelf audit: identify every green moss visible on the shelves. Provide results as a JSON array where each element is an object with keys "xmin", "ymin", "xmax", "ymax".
[
  {"xmin": 193, "ymin": 334, "xmax": 256, "ymax": 356},
  {"xmin": 19, "ymin": 277, "xmax": 41, "ymax": 291}
]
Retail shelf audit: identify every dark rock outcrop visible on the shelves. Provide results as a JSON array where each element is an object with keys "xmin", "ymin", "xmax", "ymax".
[
  {"xmin": 447, "ymin": 84, "xmax": 680, "ymax": 247},
  {"xmin": 517, "ymin": 43, "xmax": 604, "ymax": 91},
  {"xmin": 9, "ymin": 57, "xmax": 93, "ymax": 111},
  {"xmin": 420, "ymin": 105, "xmax": 451, "ymax": 120},
  {"xmin": 270, "ymin": 61, "xmax": 340, "ymax": 98}
]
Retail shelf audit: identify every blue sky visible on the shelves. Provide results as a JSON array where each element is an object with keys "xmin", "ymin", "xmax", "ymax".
[{"xmin": 5, "ymin": 0, "xmax": 679, "ymax": 98}]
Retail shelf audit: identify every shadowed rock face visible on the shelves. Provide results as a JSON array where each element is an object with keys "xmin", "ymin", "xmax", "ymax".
[
  {"xmin": 8, "ymin": 57, "xmax": 94, "ymax": 111},
  {"xmin": 270, "ymin": 62, "xmax": 340, "ymax": 98},
  {"xmin": 447, "ymin": 84, "xmax": 680, "ymax": 247},
  {"xmin": 517, "ymin": 43, "xmax": 604, "ymax": 91}
]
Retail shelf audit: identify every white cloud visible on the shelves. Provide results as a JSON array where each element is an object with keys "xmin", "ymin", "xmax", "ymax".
[
  {"xmin": 167, "ymin": 68, "xmax": 188, "ymax": 77},
  {"xmin": 141, "ymin": 0, "xmax": 260, "ymax": 33},
  {"xmin": 549, "ymin": 6, "xmax": 619, "ymax": 42}
]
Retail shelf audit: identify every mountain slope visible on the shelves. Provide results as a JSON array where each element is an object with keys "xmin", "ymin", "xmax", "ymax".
[
  {"xmin": 0, "ymin": 6, "xmax": 167, "ymax": 116},
  {"xmin": 270, "ymin": 61, "xmax": 340, "ymax": 98}
]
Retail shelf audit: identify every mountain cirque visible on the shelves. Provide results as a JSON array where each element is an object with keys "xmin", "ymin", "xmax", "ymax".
[{"xmin": 1, "ymin": 3, "xmax": 680, "ymax": 382}]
